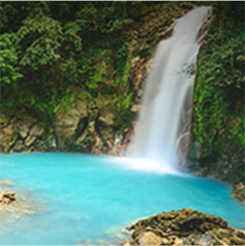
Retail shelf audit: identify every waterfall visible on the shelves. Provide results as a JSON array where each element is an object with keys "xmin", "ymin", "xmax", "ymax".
[{"xmin": 126, "ymin": 7, "xmax": 212, "ymax": 174}]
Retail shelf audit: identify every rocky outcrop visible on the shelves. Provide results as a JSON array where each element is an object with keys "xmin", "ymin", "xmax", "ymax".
[
  {"xmin": 0, "ymin": 114, "xmax": 56, "ymax": 153},
  {"xmin": 0, "ymin": 106, "xmax": 128, "ymax": 155},
  {"xmin": 0, "ymin": 94, "xmax": 132, "ymax": 155},
  {"xmin": 186, "ymin": 137, "xmax": 245, "ymax": 184},
  {"xmin": 123, "ymin": 208, "xmax": 245, "ymax": 245}
]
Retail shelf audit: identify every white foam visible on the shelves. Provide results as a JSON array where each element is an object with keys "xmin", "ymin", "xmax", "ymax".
[{"xmin": 111, "ymin": 156, "xmax": 187, "ymax": 176}]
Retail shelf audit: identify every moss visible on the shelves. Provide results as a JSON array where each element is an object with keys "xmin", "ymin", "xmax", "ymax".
[{"xmin": 188, "ymin": 2, "xmax": 245, "ymax": 185}]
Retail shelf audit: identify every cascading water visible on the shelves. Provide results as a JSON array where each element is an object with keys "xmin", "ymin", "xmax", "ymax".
[{"xmin": 127, "ymin": 7, "xmax": 212, "ymax": 173}]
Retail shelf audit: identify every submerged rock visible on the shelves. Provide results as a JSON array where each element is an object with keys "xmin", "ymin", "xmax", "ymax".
[
  {"xmin": 124, "ymin": 208, "xmax": 245, "ymax": 245},
  {"xmin": 0, "ymin": 179, "xmax": 14, "ymax": 186}
]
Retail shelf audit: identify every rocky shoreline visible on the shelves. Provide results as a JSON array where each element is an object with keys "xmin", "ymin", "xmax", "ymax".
[{"xmin": 122, "ymin": 208, "xmax": 245, "ymax": 246}]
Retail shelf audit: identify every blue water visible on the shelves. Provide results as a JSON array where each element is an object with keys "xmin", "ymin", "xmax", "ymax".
[{"xmin": 0, "ymin": 153, "xmax": 244, "ymax": 245}]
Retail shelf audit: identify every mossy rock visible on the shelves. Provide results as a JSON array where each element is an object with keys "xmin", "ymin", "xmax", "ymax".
[{"xmin": 125, "ymin": 208, "xmax": 245, "ymax": 245}]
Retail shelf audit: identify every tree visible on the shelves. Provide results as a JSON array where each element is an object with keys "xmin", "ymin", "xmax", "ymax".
[
  {"xmin": 17, "ymin": 13, "xmax": 62, "ymax": 69},
  {"xmin": 0, "ymin": 33, "xmax": 23, "ymax": 85}
]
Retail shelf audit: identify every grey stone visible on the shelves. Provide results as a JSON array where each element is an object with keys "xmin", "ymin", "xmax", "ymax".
[
  {"xmin": 25, "ymin": 135, "xmax": 36, "ymax": 147},
  {"xmin": 29, "ymin": 125, "xmax": 44, "ymax": 137},
  {"xmin": 13, "ymin": 140, "xmax": 24, "ymax": 151},
  {"xmin": 19, "ymin": 124, "xmax": 29, "ymax": 139}
]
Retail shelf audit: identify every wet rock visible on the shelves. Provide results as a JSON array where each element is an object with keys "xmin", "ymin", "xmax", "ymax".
[
  {"xmin": 184, "ymin": 230, "xmax": 218, "ymax": 245},
  {"xmin": 231, "ymin": 182, "xmax": 245, "ymax": 202},
  {"xmin": 121, "ymin": 240, "xmax": 131, "ymax": 246},
  {"xmin": 131, "ymin": 104, "xmax": 141, "ymax": 113},
  {"xmin": 124, "ymin": 208, "xmax": 245, "ymax": 245},
  {"xmin": 0, "ymin": 192, "xmax": 16, "ymax": 204},
  {"xmin": 34, "ymin": 134, "xmax": 57, "ymax": 151}
]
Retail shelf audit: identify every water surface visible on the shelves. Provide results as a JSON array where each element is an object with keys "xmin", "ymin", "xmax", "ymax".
[{"xmin": 0, "ymin": 153, "xmax": 244, "ymax": 245}]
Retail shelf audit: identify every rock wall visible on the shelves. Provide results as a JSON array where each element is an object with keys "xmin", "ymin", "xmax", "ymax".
[{"xmin": 0, "ymin": 104, "xmax": 129, "ymax": 155}]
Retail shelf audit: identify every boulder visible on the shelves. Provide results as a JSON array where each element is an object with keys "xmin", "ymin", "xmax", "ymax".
[
  {"xmin": 0, "ymin": 124, "xmax": 18, "ymax": 153},
  {"xmin": 54, "ymin": 108, "xmax": 81, "ymax": 148},
  {"xmin": 30, "ymin": 132, "xmax": 57, "ymax": 151},
  {"xmin": 125, "ymin": 208, "xmax": 245, "ymax": 245},
  {"xmin": 137, "ymin": 231, "xmax": 162, "ymax": 245},
  {"xmin": 29, "ymin": 125, "xmax": 44, "ymax": 137},
  {"xmin": 19, "ymin": 124, "xmax": 29, "ymax": 139}
]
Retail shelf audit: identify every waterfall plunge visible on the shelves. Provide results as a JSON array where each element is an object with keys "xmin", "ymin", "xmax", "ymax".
[{"xmin": 121, "ymin": 7, "xmax": 212, "ymax": 174}]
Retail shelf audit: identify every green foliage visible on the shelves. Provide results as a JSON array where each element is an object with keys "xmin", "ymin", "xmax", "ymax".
[
  {"xmin": 75, "ymin": 2, "xmax": 133, "ymax": 33},
  {"xmin": 17, "ymin": 13, "xmax": 62, "ymax": 68},
  {"xmin": 114, "ymin": 92, "xmax": 134, "ymax": 130},
  {"xmin": 0, "ymin": 33, "xmax": 23, "ymax": 85},
  {"xmin": 192, "ymin": 2, "xmax": 245, "ymax": 184},
  {"xmin": 0, "ymin": 0, "xmax": 240, "ymax": 135},
  {"xmin": 200, "ymin": 31, "xmax": 244, "ymax": 89},
  {"xmin": 62, "ymin": 22, "xmax": 82, "ymax": 53}
]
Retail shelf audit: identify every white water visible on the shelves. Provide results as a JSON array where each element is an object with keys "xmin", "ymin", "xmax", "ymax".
[{"xmin": 127, "ymin": 7, "xmax": 212, "ymax": 173}]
